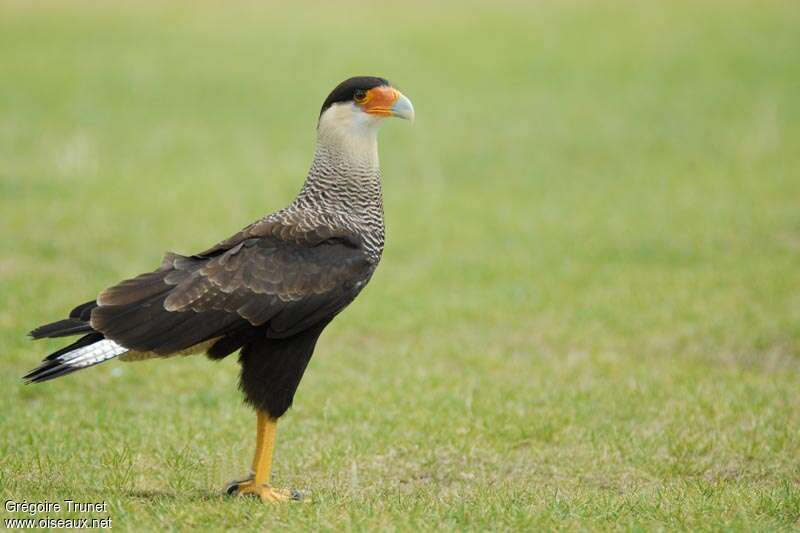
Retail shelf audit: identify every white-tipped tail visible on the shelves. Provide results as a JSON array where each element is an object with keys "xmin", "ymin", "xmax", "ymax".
[
  {"xmin": 24, "ymin": 339, "xmax": 128, "ymax": 383},
  {"xmin": 57, "ymin": 339, "xmax": 128, "ymax": 368}
]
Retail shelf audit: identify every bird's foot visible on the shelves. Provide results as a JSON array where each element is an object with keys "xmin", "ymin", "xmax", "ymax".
[
  {"xmin": 225, "ymin": 476, "xmax": 305, "ymax": 503},
  {"xmin": 234, "ymin": 481, "xmax": 294, "ymax": 503}
]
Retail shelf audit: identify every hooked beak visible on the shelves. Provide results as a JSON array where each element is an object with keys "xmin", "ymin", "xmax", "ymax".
[
  {"xmin": 362, "ymin": 86, "xmax": 415, "ymax": 123},
  {"xmin": 390, "ymin": 93, "xmax": 415, "ymax": 122}
]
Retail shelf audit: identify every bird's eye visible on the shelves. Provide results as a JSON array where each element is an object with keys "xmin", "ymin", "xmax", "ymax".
[{"xmin": 354, "ymin": 89, "xmax": 368, "ymax": 103}]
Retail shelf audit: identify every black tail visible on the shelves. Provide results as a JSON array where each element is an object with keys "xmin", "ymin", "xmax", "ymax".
[
  {"xmin": 29, "ymin": 300, "xmax": 97, "ymax": 339},
  {"xmin": 29, "ymin": 318, "xmax": 93, "ymax": 339},
  {"xmin": 23, "ymin": 333, "xmax": 105, "ymax": 383},
  {"xmin": 25, "ymin": 300, "xmax": 109, "ymax": 383}
]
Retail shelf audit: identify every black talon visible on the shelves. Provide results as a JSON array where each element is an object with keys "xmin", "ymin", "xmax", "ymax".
[
  {"xmin": 224, "ymin": 475, "xmax": 253, "ymax": 496},
  {"xmin": 290, "ymin": 489, "xmax": 311, "ymax": 501}
]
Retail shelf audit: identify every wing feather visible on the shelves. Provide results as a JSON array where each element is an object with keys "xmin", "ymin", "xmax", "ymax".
[{"xmin": 89, "ymin": 219, "xmax": 373, "ymax": 355}]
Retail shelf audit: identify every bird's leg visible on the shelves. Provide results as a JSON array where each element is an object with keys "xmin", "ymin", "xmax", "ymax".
[{"xmin": 225, "ymin": 411, "xmax": 300, "ymax": 502}]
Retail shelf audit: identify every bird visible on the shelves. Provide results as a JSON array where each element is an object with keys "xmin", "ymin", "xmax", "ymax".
[{"xmin": 23, "ymin": 76, "xmax": 414, "ymax": 503}]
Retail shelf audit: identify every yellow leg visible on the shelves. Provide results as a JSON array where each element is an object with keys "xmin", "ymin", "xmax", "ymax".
[
  {"xmin": 228, "ymin": 411, "xmax": 295, "ymax": 503},
  {"xmin": 252, "ymin": 410, "xmax": 276, "ymax": 487}
]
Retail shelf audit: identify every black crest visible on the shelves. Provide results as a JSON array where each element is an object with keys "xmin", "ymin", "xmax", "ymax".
[{"xmin": 320, "ymin": 76, "xmax": 390, "ymax": 116}]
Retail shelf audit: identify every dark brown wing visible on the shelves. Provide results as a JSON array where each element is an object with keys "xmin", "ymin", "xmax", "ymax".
[{"xmin": 90, "ymin": 220, "xmax": 374, "ymax": 355}]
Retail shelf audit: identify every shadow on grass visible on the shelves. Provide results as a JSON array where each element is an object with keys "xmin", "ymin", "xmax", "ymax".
[{"xmin": 127, "ymin": 489, "xmax": 228, "ymax": 503}]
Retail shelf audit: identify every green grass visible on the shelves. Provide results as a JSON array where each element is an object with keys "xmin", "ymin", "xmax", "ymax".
[{"xmin": 1, "ymin": 1, "xmax": 800, "ymax": 530}]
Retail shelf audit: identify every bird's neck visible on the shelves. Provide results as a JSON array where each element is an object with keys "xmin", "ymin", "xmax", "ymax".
[
  {"xmin": 295, "ymin": 124, "xmax": 384, "ymax": 221},
  {"xmin": 288, "ymin": 123, "xmax": 385, "ymax": 262}
]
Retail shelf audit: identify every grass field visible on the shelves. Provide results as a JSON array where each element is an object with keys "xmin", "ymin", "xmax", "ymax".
[{"xmin": 1, "ymin": 1, "xmax": 800, "ymax": 530}]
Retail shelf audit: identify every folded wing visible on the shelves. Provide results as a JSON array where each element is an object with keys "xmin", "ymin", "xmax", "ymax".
[{"xmin": 91, "ymin": 220, "xmax": 373, "ymax": 356}]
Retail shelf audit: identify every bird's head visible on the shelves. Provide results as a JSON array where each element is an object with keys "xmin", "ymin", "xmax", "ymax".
[{"xmin": 318, "ymin": 76, "xmax": 414, "ymax": 139}]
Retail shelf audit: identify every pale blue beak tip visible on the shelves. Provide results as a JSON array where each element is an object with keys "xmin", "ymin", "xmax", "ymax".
[{"xmin": 391, "ymin": 94, "xmax": 415, "ymax": 123}]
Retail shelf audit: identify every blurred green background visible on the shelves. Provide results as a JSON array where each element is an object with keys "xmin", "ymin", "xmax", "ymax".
[{"xmin": 1, "ymin": 1, "xmax": 799, "ymax": 530}]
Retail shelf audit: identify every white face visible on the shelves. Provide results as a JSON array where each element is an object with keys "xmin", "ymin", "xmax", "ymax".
[
  {"xmin": 319, "ymin": 101, "xmax": 385, "ymax": 139},
  {"xmin": 315, "ymin": 86, "xmax": 413, "ymax": 167},
  {"xmin": 317, "ymin": 84, "xmax": 414, "ymax": 141}
]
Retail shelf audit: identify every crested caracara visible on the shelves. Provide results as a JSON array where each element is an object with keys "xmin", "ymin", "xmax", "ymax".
[{"xmin": 24, "ymin": 76, "xmax": 414, "ymax": 503}]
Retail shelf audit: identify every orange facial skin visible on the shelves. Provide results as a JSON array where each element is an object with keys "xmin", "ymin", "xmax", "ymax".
[{"xmin": 359, "ymin": 86, "xmax": 402, "ymax": 116}]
